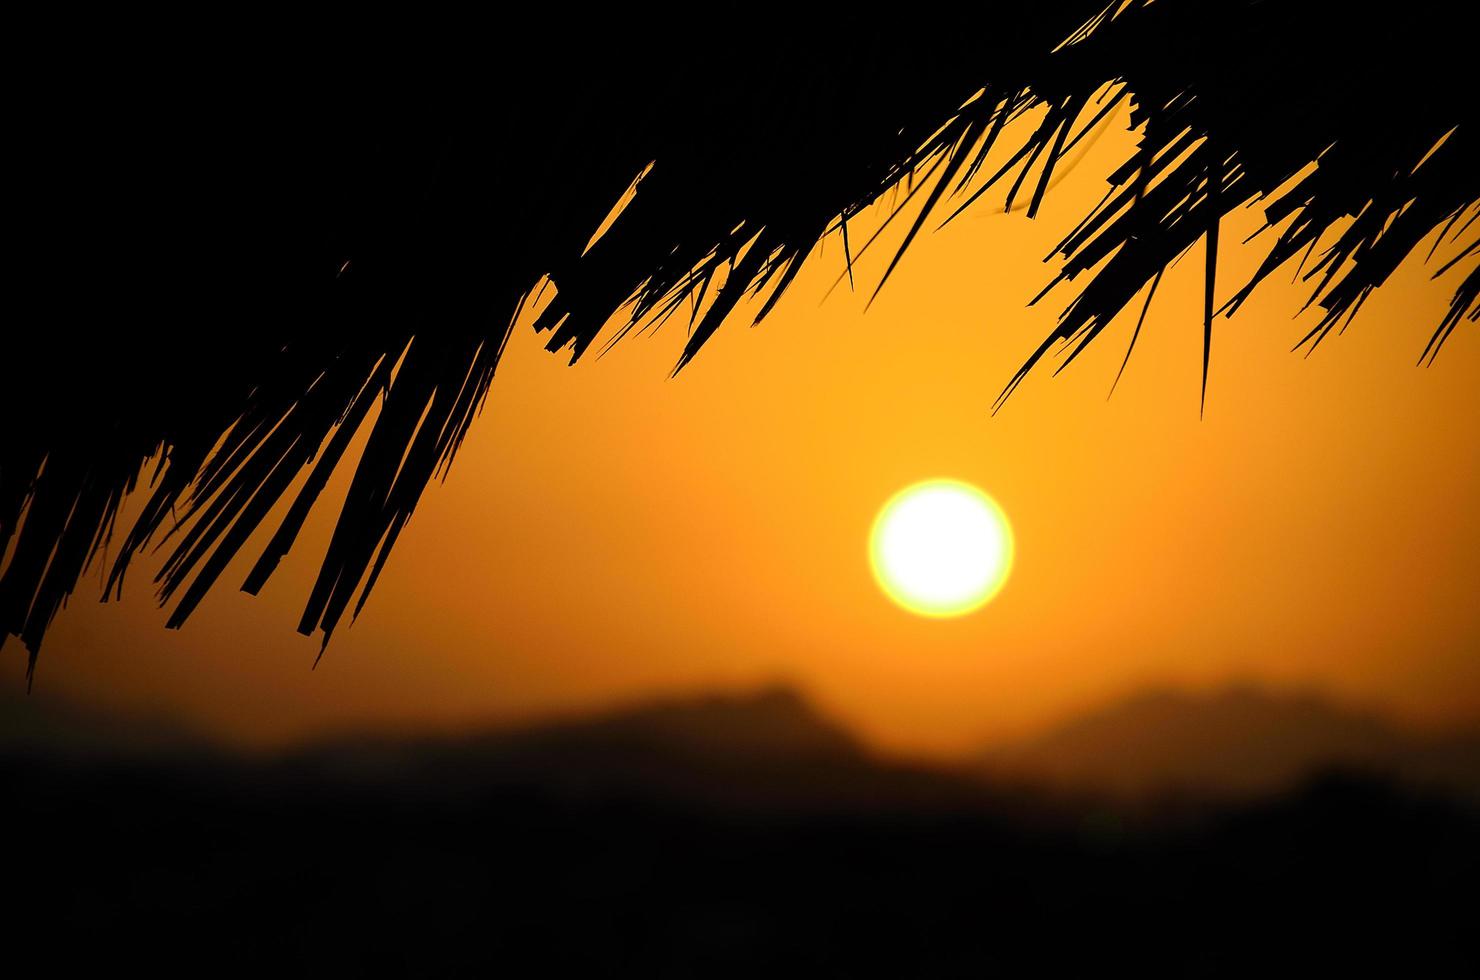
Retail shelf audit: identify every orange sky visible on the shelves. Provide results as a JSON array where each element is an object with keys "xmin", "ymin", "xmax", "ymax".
[{"xmin": 20, "ymin": 107, "xmax": 1480, "ymax": 757}]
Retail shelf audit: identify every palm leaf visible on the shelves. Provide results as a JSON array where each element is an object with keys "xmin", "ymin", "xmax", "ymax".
[{"xmin": 2, "ymin": 2, "xmax": 1474, "ymax": 669}]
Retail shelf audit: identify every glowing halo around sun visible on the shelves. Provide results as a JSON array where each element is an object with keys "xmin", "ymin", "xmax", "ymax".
[{"xmin": 869, "ymin": 479, "xmax": 1014, "ymax": 618}]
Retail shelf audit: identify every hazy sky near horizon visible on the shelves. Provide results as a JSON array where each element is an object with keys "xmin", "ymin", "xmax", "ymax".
[{"xmin": 18, "ymin": 106, "xmax": 1480, "ymax": 757}]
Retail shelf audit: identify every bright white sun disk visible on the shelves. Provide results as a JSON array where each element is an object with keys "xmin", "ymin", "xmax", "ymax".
[{"xmin": 870, "ymin": 480, "xmax": 1013, "ymax": 617}]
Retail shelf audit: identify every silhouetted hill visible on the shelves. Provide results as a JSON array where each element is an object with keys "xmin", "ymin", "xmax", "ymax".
[
  {"xmin": 282, "ymin": 685, "xmax": 1003, "ymax": 815},
  {"xmin": 297, "ymin": 684, "xmax": 861, "ymax": 769},
  {"xmin": 0, "ymin": 689, "xmax": 213, "ymax": 761},
  {"xmin": 980, "ymin": 685, "xmax": 1480, "ymax": 801}
]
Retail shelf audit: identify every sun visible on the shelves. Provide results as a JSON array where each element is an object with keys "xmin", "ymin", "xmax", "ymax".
[{"xmin": 869, "ymin": 479, "xmax": 1014, "ymax": 617}]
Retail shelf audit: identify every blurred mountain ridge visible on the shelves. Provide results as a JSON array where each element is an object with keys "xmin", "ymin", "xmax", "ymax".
[
  {"xmin": 5, "ymin": 680, "xmax": 1478, "ymax": 805},
  {"xmin": 980, "ymin": 683, "xmax": 1480, "ymax": 801}
]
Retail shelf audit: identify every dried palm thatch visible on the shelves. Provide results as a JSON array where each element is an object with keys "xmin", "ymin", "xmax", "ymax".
[{"xmin": 2, "ymin": 2, "xmax": 1475, "ymax": 671}]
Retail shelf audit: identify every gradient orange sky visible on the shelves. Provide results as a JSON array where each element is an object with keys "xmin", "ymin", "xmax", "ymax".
[{"xmin": 21, "ymin": 108, "xmax": 1480, "ymax": 757}]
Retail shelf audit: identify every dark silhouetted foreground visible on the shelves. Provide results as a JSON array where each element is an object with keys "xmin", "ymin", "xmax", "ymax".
[{"xmin": 8, "ymin": 687, "xmax": 1476, "ymax": 975}]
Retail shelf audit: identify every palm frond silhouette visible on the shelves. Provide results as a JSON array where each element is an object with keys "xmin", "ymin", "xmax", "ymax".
[{"xmin": 3, "ymin": 1, "xmax": 1475, "ymax": 668}]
